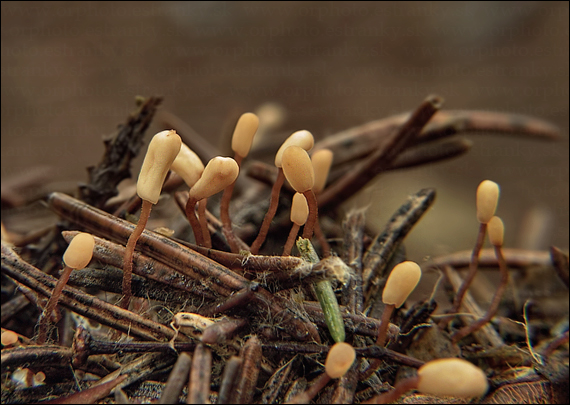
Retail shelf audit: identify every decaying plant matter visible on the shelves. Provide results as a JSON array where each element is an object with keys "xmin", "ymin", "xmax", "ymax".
[{"xmin": 1, "ymin": 95, "xmax": 568, "ymax": 404}]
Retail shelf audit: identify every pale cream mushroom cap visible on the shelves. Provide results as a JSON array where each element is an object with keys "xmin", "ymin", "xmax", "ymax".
[
  {"xmin": 311, "ymin": 149, "xmax": 333, "ymax": 194},
  {"xmin": 137, "ymin": 130, "xmax": 182, "ymax": 204},
  {"xmin": 231, "ymin": 112, "xmax": 259, "ymax": 158},
  {"xmin": 291, "ymin": 193, "xmax": 309, "ymax": 226},
  {"xmin": 171, "ymin": 143, "xmax": 205, "ymax": 189},
  {"xmin": 325, "ymin": 342, "xmax": 356, "ymax": 378},
  {"xmin": 487, "ymin": 216, "xmax": 504, "ymax": 247},
  {"xmin": 189, "ymin": 157, "xmax": 239, "ymax": 201},
  {"xmin": 417, "ymin": 358, "xmax": 489, "ymax": 398},
  {"xmin": 63, "ymin": 232, "xmax": 95, "ymax": 270},
  {"xmin": 282, "ymin": 146, "xmax": 315, "ymax": 193},
  {"xmin": 382, "ymin": 261, "xmax": 421, "ymax": 308},
  {"xmin": 476, "ymin": 180, "xmax": 500, "ymax": 224},
  {"xmin": 274, "ymin": 130, "xmax": 314, "ymax": 168}
]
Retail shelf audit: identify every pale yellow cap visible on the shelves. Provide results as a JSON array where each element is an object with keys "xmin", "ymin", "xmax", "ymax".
[
  {"xmin": 382, "ymin": 261, "xmax": 421, "ymax": 308},
  {"xmin": 63, "ymin": 232, "xmax": 95, "ymax": 270},
  {"xmin": 137, "ymin": 130, "xmax": 182, "ymax": 204},
  {"xmin": 282, "ymin": 146, "xmax": 315, "ymax": 193},
  {"xmin": 274, "ymin": 130, "xmax": 314, "ymax": 168},
  {"xmin": 476, "ymin": 180, "xmax": 500, "ymax": 224},
  {"xmin": 487, "ymin": 216, "xmax": 504, "ymax": 247},
  {"xmin": 417, "ymin": 358, "xmax": 488, "ymax": 398},
  {"xmin": 231, "ymin": 112, "xmax": 259, "ymax": 158},
  {"xmin": 291, "ymin": 193, "xmax": 309, "ymax": 226},
  {"xmin": 325, "ymin": 342, "xmax": 356, "ymax": 378},
  {"xmin": 171, "ymin": 143, "xmax": 205, "ymax": 189},
  {"xmin": 189, "ymin": 157, "xmax": 239, "ymax": 201},
  {"xmin": 311, "ymin": 149, "xmax": 333, "ymax": 194}
]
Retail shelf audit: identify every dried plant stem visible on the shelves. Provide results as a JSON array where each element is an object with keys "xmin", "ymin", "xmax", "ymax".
[
  {"xmin": 220, "ymin": 154, "xmax": 243, "ymax": 253},
  {"xmin": 250, "ymin": 169, "xmax": 285, "ymax": 254},
  {"xmin": 159, "ymin": 352, "xmax": 192, "ymax": 404},
  {"xmin": 287, "ymin": 373, "xmax": 331, "ymax": 404},
  {"xmin": 3, "ymin": 242, "xmax": 176, "ymax": 341},
  {"xmin": 185, "ymin": 196, "xmax": 204, "ymax": 246},
  {"xmin": 47, "ymin": 192, "xmax": 324, "ymax": 343},
  {"xmin": 121, "ymin": 199, "xmax": 152, "ymax": 309},
  {"xmin": 197, "ymin": 198, "xmax": 211, "ymax": 248},
  {"xmin": 283, "ymin": 224, "xmax": 300, "ymax": 256},
  {"xmin": 36, "ymin": 265, "xmax": 74, "ymax": 344},
  {"xmin": 440, "ymin": 222, "xmax": 487, "ymax": 328},
  {"xmin": 451, "ymin": 244, "xmax": 509, "ymax": 343},
  {"xmin": 317, "ymin": 95, "xmax": 442, "ymax": 210},
  {"xmin": 235, "ymin": 336, "xmax": 262, "ymax": 404},
  {"xmin": 218, "ymin": 356, "xmax": 242, "ymax": 404},
  {"xmin": 188, "ymin": 343, "xmax": 212, "ymax": 404}
]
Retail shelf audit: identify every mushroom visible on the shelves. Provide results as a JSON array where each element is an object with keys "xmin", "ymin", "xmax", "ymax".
[
  {"xmin": 364, "ymin": 358, "xmax": 488, "ymax": 403},
  {"xmin": 185, "ymin": 156, "xmax": 239, "ymax": 247},
  {"xmin": 452, "ymin": 216, "xmax": 509, "ymax": 343},
  {"xmin": 221, "ymin": 112, "xmax": 259, "ymax": 252},
  {"xmin": 283, "ymin": 192, "xmax": 309, "ymax": 256},
  {"xmin": 250, "ymin": 130, "xmax": 314, "ymax": 254},
  {"xmin": 446, "ymin": 180, "xmax": 500, "ymax": 322},
  {"xmin": 288, "ymin": 342, "xmax": 356, "ymax": 403},
  {"xmin": 37, "ymin": 232, "xmax": 95, "ymax": 344},
  {"xmin": 122, "ymin": 130, "xmax": 181, "ymax": 309},
  {"xmin": 281, "ymin": 145, "xmax": 319, "ymax": 241}
]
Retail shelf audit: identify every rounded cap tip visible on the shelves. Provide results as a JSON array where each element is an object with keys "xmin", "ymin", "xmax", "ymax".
[
  {"xmin": 291, "ymin": 192, "xmax": 309, "ymax": 225},
  {"xmin": 137, "ymin": 130, "xmax": 182, "ymax": 204},
  {"xmin": 325, "ymin": 342, "xmax": 356, "ymax": 378},
  {"xmin": 171, "ymin": 143, "xmax": 205, "ymax": 189},
  {"xmin": 274, "ymin": 130, "xmax": 314, "ymax": 167},
  {"xmin": 311, "ymin": 149, "xmax": 333, "ymax": 194},
  {"xmin": 382, "ymin": 261, "xmax": 421, "ymax": 308},
  {"xmin": 476, "ymin": 180, "xmax": 500, "ymax": 224},
  {"xmin": 63, "ymin": 232, "xmax": 95, "ymax": 270},
  {"xmin": 189, "ymin": 157, "xmax": 239, "ymax": 200},
  {"xmin": 282, "ymin": 146, "xmax": 315, "ymax": 193},
  {"xmin": 231, "ymin": 112, "xmax": 259, "ymax": 158},
  {"xmin": 417, "ymin": 358, "xmax": 488, "ymax": 398},
  {"xmin": 487, "ymin": 216, "xmax": 504, "ymax": 246}
]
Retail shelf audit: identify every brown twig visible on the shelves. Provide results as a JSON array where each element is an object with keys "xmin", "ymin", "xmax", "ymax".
[
  {"xmin": 78, "ymin": 96, "xmax": 163, "ymax": 209},
  {"xmin": 47, "ymin": 192, "xmax": 321, "ymax": 342},
  {"xmin": 317, "ymin": 95, "xmax": 443, "ymax": 210}
]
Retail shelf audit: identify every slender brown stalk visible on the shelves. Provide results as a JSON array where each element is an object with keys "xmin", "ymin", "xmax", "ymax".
[
  {"xmin": 302, "ymin": 189, "xmax": 318, "ymax": 240},
  {"xmin": 451, "ymin": 244, "xmax": 509, "ymax": 343},
  {"xmin": 185, "ymin": 195, "xmax": 204, "ymax": 246},
  {"xmin": 36, "ymin": 265, "xmax": 74, "ymax": 344},
  {"xmin": 363, "ymin": 376, "xmax": 419, "ymax": 404},
  {"xmin": 197, "ymin": 198, "xmax": 211, "ymax": 248},
  {"xmin": 440, "ymin": 222, "xmax": 487, "ymax": 328},
  {"xmin": 287, "ymin": 373, "xmax": 331, "ymax": 404},
  {"xmin": 220, "ymin": 154, "xmax": 243, "ymax": 253},
  {"xmin": 121, "ymin": 199, "xmax": 152, "ymax": 309},
  {"xmin": 314, "ymin": 220, "xmax": 331, "ymax": 257},
  {"xmin": 250, "ymin": 169, "xmax": 285, "ymax": 254},
  {"xmin": 360, "ymin": 304, "xmax": 395, "ymax": 381},
  {"xmin": 283, "ymin": 224, "xmax": 300, "ymax": 256}
]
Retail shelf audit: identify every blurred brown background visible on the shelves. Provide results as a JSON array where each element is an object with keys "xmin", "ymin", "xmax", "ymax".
[{"xmin": 2, "ymin": 1, "xmax": 568, "ymax": 260}]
